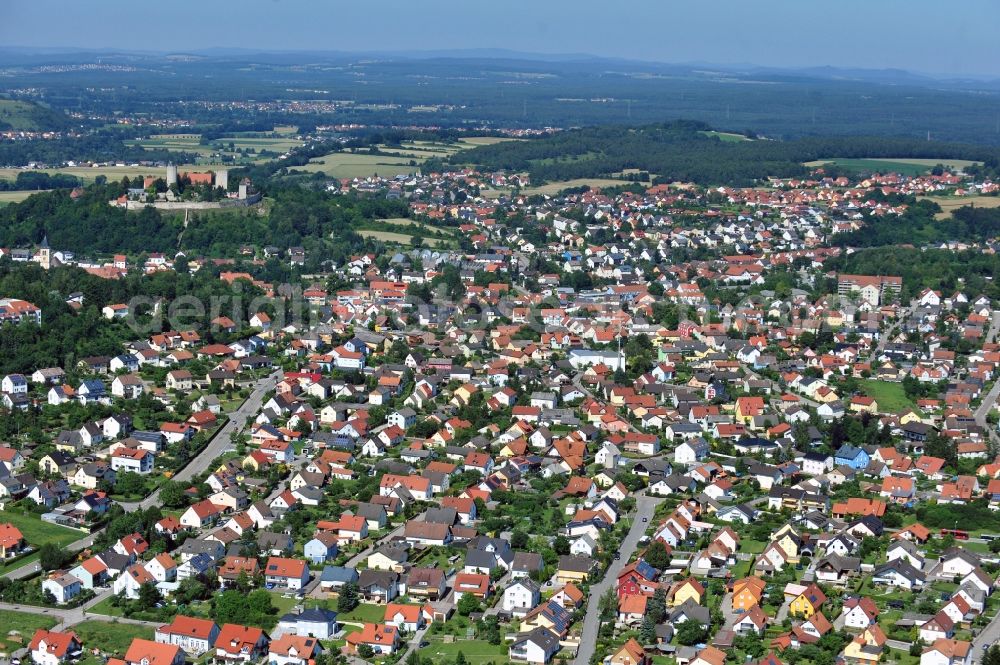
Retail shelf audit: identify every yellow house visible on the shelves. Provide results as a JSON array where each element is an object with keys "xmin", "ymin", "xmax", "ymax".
[
  {"xmin": 771, "ymin": 526, "xmax": 801, "ymax": 562},
  {"xmin": 841, "ymin": 626, "xmax": 886, "ymax": 665},
  {"xmin": 789, "ymin": 583, "xmax": 827, "ymax": 618},
  {"xmin": 731, "ymin": 577, "xmax": 766, "ymax": 612},
  {"xmin": 556, "ymin": 557, "xmax": 594, "ymax": 585},
  {"xmin": 849, "ymin": 396, "xmax": 878, "ymax": 414},
  {"xmin": 734, "ymin": 396, "xmax": 766, "ymax": 424},
  {"xmin": 813, "ymin": 386, "xmax": 841, "ymax": 403},
  {"xmin": 898, "ymin": 410, "xmax": 925, "ymax": 425},
  {"xmin": 669, "ymin": 578, "xmax": 705, "ymax": 607}
]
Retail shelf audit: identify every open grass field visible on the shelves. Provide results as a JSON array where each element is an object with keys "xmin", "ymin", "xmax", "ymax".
[
  {"xmin": 926, "ymin": 194, "xmax": 1000, "ymax": 219},
  {"xmin": 805, "ymin": 157, "xmax": 980, "ymax": 175},
  {"xmin": 0, "ymin": 164, "xmax": 201, "ymax": 184},
  {"xmin": 0, "ymin": 99, "xmax": 47, "ymax": 131},
  {"xmin": 0, "ymin": 190, "xmax": 44, "ymax": 205},
  {"xmin": 457, "ymin": 136, "xmax": 517, "ymax": 147},
  {"xmin": 298, "ymin": 151, "xmax": 420, "ymax": 179},
  {"xmin": 357, "ymin": 229, "xmax": 454, "ymax": 248},
  {"xmin": 700, "ymin": 130, "xmax": 751, "ymax": 142},
  {"xmin": 0, "ymin": 508, "xmax": 84, "ymax": 546},
  {"xmin": 520, "ymin": 177, "xmax": 631, "ymax": 196},
  {"xmin": 125, "ymin": 133, "xmax": 302, "ymax": 164},
  {"xmin": 73, "ymin": 621, "xmax": 154, "ymax": 658},
  {"xmin": 860, "ymin": 379, "xmax": 916, "ymax": 413},
  {"xmin": 418, "ymin": 637, "xmax": 509, "ymax": 665},
  {"xmin": 0, "ymin": 609, "xmax": 58, "ymax": 654},
  {"xmin": 338, "ymin": 603, "xmax": 388, "ymax": 625}
]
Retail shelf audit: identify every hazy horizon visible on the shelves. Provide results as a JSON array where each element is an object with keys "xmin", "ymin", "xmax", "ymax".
[{"xmin": 4, "ymin": 0, "xmax": 1000, "ymax": 78}]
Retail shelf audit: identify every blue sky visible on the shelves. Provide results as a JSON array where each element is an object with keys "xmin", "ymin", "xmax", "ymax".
[{"xmin": 4, "ymin": 0, "xmax": 999, "ymax": 77}]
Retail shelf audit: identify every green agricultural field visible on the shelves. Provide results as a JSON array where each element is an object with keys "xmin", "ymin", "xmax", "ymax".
[
  {"xmin": 457, "ymin": 136, "xmax": 517, "ymax": 147},
  {"xmin": 700, "ymin": 130, "xmax": 751, "ymax": 142},
  {"xmin": 73, "ymin": 621, "xmax": 154, "ymax": 659},
  {"xmin": 0, "ymin": 164, "xmax": 199, "ymax": 184},
  {"xmin": 860, "ymin": 379, "xmax": 916, "ymax": 413},
  {"xmin": 928, "ymin": 194, "xmax": 1000, "ymax": 219},
  {"xmin": 357, "ymin": 229, "xmax": 454, "ymax": 248},
  {"xmin": 297, "ymin": 151, "xmax": 420, "ymax": 179},
  {"xmin": 0, "ymin": 190, "xmax": 43, "ymax": 205},
  {"xmin": 0, "ymin": 99, "xmax": 51, "ymax": 131},
  {"xmin": 520, "ymin": 178, "xmax": 631, "ymax": 196},
  {"xmin": 0, "ymin": 609, "xmax": 58, "ymax": 654},
  {"xmin": 804, "ymin": 157, "xmax": 980, "ymax": 176}
]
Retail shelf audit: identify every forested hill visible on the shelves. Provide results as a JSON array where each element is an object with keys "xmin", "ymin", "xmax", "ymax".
[
  {"xmin": 450, "ymin": 121, "xmax": 1000, "ymax": 187},
  {"xmin": 0, "ymin": 183, "xmax": 409, "ymax": 266}
]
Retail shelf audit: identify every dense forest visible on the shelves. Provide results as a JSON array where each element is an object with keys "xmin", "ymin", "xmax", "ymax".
[
  {"xmin": 450, "ymin": 121, "xmax": 1000, "ymax": 186},
  {"xmin": 0, "ymin": 185, "xmax": 182, "ymax": 253},
  {"xmin": 832, "ymin": 201, "xmax": 1000, "ymax": 248},
  {"xmin": 827, "ymin": 245, "xmax": 1000, "ymax": 302}
]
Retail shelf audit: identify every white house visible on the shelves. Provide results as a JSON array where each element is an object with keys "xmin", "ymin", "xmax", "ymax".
[
  {"xmin": 502, "ymin": 579, "xmax": 541, "ymax": 616},
  {"xmin": 29, "ymin": 629, "xmax": 83, "ymax": 665},
  {"xmin": 155, "ymin": 616, "xmax": 220, "ymax": 656},
  {"xmin": 674, "ymin": 438, "xmax": 710, "ymax": 466},
  {"xmin": 111, "ymin": 448, "xmax": 154, "ymax": 474},
  {"xmin": 41, "ymin": 574, "xmax": 83, "ymax": 604}
]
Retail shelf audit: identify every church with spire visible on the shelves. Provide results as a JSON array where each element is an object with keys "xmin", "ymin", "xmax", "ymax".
[{"xmin": 34, "ymin": 234, "xmax": 53, "ymax": 270}]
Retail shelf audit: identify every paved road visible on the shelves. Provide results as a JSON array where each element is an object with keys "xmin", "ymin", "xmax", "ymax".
[
  {"xmin": 971, "ymin": 596, "xmax": 1000, "ymax": 659},
  {"xmin": 572, "ymin": 494, "xmax": 661, "ymax": 665},
  {"xmin": 120, "ymin": 369, "xmax": 282, "ymax": 512},
  {"xmin": 0, "ymin": 587, "xmax": 119, "ymax": 629},
  {"xmin": 987, "ymin": 311, "xmax": 1000, "ymax": 345}
]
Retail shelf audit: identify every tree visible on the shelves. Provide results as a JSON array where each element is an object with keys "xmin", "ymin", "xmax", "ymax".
[
  {"xmin": 357, "ymin": 645, "xmax": 374, "ymax": 659},
  {"xmin": 457, "ymin": 593, "xmax": 481, "ymax": 616},
  {"xmin": 639, "ymin": 615, "xmax": 656, "ymax": 645},
  {"xmin": 676, "ymin": 620, "xmax": 708, "ymax": 646},
  {"xmin": 553, "ymin": 535, "xmax": 570, "ymax": 555},
  {"xmin": 644, "ymin": 540, "xmax": 671, "ymax": 571},
  {"xmin": 511, "ymin": 530, "xmax": 529, "ymax": 549},
  {"xmin": 39, "ymin": 542, "xmax": 67, "ymax": 571},
  {"xmin": 160, "ymin": 480, "xmax": 189, "ymax": 509},
  {"xmin": 137, "ymin": 581, "xmax": 162, "ymax": 611},
  {"xmin": 337, "ymin": 581, "xmax": 359, "ymax": 612}
]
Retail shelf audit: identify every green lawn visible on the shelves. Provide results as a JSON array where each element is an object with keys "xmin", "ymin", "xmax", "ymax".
[
  {"xmin": 73, "ymin": 620, "xmax": 154, "ymax": 658},
  {"xmin": 339, "ymin": 603, "xmax": 390, "ymax": 625},
  {"xmin": 87, "ymin": 595, "xmax": 124, "ymax": 617},
  {"xmin": 418, "ymin": 637, "xmax": 508, "ymax": 665},
  {"xmin": 0, "ymin": 509, "xmax": 83, "ymax": 552},
  {"xmin": 0, "ymin": 609, "xmax": 58, "ymax": 654},
  {"xmin": 860, "ymin": 380, "xmax": 917, "ymax": 413}
]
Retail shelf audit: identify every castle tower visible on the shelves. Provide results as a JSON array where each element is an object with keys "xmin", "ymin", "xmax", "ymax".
[
  {"xmin": 166, "ymin": 163, "xmax": 178, "ymax": 187},
  {"xmin": 214, "ymin": 169, "xmax": 229, "ymax": 191}
]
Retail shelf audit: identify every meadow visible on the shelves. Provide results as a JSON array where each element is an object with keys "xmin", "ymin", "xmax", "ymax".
[
  {"xmin": 804, "ymin": 156, "xmax": 980, "ymax": 175},
  {"xmin": 0, "ymin": 609, "xmax": 57, "ymax": 654}
]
